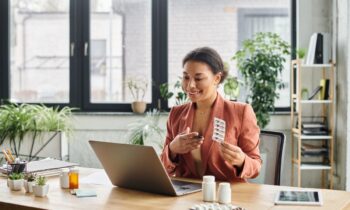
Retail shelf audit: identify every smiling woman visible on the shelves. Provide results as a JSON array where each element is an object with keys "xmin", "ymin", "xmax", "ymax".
[{"xmin": 160, "ymin": 47, "xmax": 262, "ymax": 183}]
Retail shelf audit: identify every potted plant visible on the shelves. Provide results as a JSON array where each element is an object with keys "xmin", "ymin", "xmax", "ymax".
[
  {"xmin": 158, "ymin": 83, "xmax": 174, "ymax": 111},
  {"xmin": 296, "ymin": 48, "xmax": 306, "ymax": 63},
  {"xmin": 233, "ymin": 32, "xmax": 290, "ymax": 128},
  {"xmin": 7, "ymin": 172, "xmax": 24, "ymax": 191},
  {"xmin": 158, "ymin": 78, "xmax": 188, "ymax": 109},
  {"xmin": 127, "ymin": 109, "xmax": 165, "ymax": 154},
  {"xmin": 0, "ymin": 103, "xmax": 74, "ymax": 161},
  {"xmin": 24, "ymin": 173, "xmax": 36, "ymax": 193},
  {"xmin": 126, "ymin": 78, "xmax": 148, "ymax": 114},
  {"xmin": 33, "ymin": 176, "xmax": 49, "ymax": 197}
]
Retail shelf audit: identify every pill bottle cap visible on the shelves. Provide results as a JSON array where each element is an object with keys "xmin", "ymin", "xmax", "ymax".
[
  {"xmin": 70, "ymin": 168, "xmax": 79, "ymax": 173},
  {"xmin": 61, "ymin": 168, "xmax": 69, "ymax": 173},
  {"xmin": 203, "ymin": 175, "xmax": 215, "ymax": 183},
  {"xmin": 219, "ymin": 182, "xmax": 230, "ymax": 188}
]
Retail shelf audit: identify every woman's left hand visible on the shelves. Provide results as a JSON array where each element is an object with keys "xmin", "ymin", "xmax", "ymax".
[{"xmin": 220, "ymin": 142, "xmax": 246, "ymax": 168}]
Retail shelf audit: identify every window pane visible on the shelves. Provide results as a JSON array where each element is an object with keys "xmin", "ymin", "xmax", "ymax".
[
  {"xmin": 90, "ymin": 0, "xmax": 152, "ymax": 103},
  {"xmin": 168, "ymin": 0, "xmax": 290, "ymax": 107},
  {"xmin": 10, "ymin": 0, "xmax": 70, "ymax": 103}
]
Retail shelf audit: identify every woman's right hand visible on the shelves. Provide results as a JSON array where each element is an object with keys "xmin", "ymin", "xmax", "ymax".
[{"xmin": 169, "ymin": 127, "xmax": 204, "ymax": 159}]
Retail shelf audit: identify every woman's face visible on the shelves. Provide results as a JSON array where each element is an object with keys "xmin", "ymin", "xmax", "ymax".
[{"xmin": 182, "ymin": 60, "xmax": 221, "ymax": 103}]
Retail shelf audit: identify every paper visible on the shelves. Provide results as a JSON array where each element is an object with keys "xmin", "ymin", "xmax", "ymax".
[
  {"xmin": 80, "ymin": 171, "xmax": 112, "ymax": 186},
  {"xmin": 75, "ymin": 189, "xmax": 97, "ymax": 198}
]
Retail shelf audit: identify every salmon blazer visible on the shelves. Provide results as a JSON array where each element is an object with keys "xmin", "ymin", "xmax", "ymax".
[{"xmin": 161, "ymin": 93, "xmax": 261, "ymax": 182}]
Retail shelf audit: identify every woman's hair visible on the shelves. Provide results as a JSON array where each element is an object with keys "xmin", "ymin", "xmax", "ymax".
[{"xmin": 182, "ymin": 47, "xmax": 228, "ymax": 83}]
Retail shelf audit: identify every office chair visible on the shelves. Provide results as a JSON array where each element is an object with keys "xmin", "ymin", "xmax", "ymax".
[{"xmin": 249, "ymin": 130, "xmax": 285, "ymax": 185}]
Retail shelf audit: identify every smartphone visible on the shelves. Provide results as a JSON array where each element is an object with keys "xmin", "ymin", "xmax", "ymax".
[{"xmin": 194, "ymin": 135, "xmax": 203, "ymax": 140}]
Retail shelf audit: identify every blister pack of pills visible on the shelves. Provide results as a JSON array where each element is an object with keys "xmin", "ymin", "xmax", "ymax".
[
  {"xmin": 212, "ymin": 117, "xmax": 226, "ymax": 143},
  {"xmin": 189, "ymin": 203, "xmax": 244, "ymax": 210}
]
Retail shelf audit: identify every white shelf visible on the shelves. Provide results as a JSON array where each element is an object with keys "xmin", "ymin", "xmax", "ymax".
[
  {"xmin": 300, "ymin": 164, "xmax": 331, "ymax": 170},
  {"xmin": 293, "ymin": 134, "xmax": 332, "ymax": 140},
  {"xmin": 295, "ymin": 100, "xmax": 332, "ymax": 104},
  {"xmin": 300, "ymin": 64, "xmax": 333, "ymax": 68}
]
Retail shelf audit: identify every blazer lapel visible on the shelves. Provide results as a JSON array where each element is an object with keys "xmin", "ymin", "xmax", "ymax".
[
  {"xmin": 178, "ymin": 103, "xmax": 197, "ymax": 176},
  {"xmin": 201, "ymin": 93, "xmax": 225, "ymax": 174}
]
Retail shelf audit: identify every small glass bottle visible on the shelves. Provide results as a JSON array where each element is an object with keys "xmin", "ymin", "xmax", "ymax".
[{"xmin": 69, "ymin": 168, "xmax": 79, "ymax": 189}]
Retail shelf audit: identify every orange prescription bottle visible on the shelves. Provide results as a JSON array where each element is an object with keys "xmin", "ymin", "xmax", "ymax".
[{"xmin": 69, "ymin": 168, "xmax": 79, "ymax": 189}]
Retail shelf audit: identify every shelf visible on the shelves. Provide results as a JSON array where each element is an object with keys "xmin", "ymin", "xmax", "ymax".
[
  {"xmin": 300, "ymin": 164, "xmax": 331, "ymax": 170},
  {"xmin": 300, "ymin": 64, "xmax": 333, "ymax": 68},
  {"xmin": 293, "ymin": 133, "xmax": 332, "ymax": 140},
  {"xmin": 293, "ymin": 99, "xmax": 332, "ymax": 104}
]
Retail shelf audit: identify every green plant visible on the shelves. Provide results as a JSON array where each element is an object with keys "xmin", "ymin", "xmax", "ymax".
[
  {"xmin": 128, "ymin": 109, "xmax": 164, "ymax": 149},
  {"xmin": 159, "ymin": 83, "xmax": 174, "ymax": 101},
  {"xmin": 24, "ymin": 173, "xmax": 36, "ymax": 182},
  {"xmin": 233, "ymin": 32, "xmax": 290, "ymax": 128},
  {"xmin": 296, "ymin": 48, "xmax": 306, "ymax": 59},
  {"xmin": 126, "ymin": 78, "xmax": 148, "ymax": 102},
  {"xmin": 223, "ymin": 75, "xmax": 244, "ymax": 101},
  {"xmin": 159, "ymin": 78, "xmax": 188, "ymax": 106},
  {"xmin": 8, "ymin": 172, "xmax": 24, "ymax": 180},
  {"xmin": 0, "ymin": 103, "xmax": 75, "ymax": 160},
  {"xmin": 36, "ymin": 176, "xmax": 46, "ymax": 186}
]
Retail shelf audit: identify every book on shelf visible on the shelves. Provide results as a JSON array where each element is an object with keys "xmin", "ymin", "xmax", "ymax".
[
  {"xmin": 302, "ymin": 128, "xmax": 329, "ymax": 135},
  {"xmin": 319, "ymin": 79, "xmax": 330, "ymax": 100},
  {"xmin": 306, "ymin": 32, "xmax": 332, "ymax": 64},
  {"xmin": 302, "ymin": 122, "xmax": 327, "ymax": 129},
  {"xmin": 301, "ymin": 143, "xmax": 328, "ymax": 153}
]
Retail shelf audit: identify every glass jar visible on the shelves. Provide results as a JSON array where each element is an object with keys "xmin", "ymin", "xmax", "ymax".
[{"xmin": 69, "ymin": 168, "xmax": 79, "ymax": 189}]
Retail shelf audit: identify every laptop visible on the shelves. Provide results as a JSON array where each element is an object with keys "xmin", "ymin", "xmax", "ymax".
[{"xmin": 89, "ymin": 140, "xmax": 202, "ymax": 196}]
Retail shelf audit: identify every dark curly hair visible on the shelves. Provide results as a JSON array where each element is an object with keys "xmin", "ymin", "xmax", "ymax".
[{"xmin": 182, "ymin": 47, "xmax": 228, "ymax": 83}]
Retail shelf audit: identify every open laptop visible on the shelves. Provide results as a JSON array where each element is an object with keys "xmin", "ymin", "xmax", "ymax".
[{"xmin": 89, "ymin": 140, "xmax": 202, "ymax": 196}]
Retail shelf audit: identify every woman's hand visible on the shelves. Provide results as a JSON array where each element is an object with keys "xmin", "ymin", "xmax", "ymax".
[
  {"xmin": 220, "ymin": 142, "xmax": 246, "ymax": 168},
  {"xmin": 169, "ymin": 127, "xmax": 204, "ymax": 159}
]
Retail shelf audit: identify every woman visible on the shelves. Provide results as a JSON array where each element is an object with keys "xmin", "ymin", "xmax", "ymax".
[{"xmin": 161, "ymin": 47, "xmax": 261, "ymax": 182}]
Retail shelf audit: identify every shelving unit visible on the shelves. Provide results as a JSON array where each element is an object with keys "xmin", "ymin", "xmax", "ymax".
[{"xmin": 290, "ymin": 59, "xmax": 336, "ymax": 189}]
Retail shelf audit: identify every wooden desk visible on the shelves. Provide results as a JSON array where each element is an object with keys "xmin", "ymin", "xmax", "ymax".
[{"xmin": 1, "ymin": 168, "xmax": 350, "ymax": 210}]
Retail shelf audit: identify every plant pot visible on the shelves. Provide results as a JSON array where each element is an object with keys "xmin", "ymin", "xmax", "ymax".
[
  {"xmin": 8, "ymin": 179, "xmax": 24, "ymax": 191},
  {"xmin": 33, "ymin": 184, "xmax": 49, "ymax": 197},
  {"xmin": 24, "ymin": 180, "xmax": 35, "ymax": 193},
  {"xmin": 131, "ymin": 101, "xmax": 147, "ymax": 114}
]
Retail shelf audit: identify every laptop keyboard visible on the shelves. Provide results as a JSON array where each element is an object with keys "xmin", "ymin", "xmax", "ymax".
[
  {"xmin": 171, "ymin": 179, "xmax": 202, "ymax": 192},
  {"xmin": 171, "ymin": 179, "xmax": 195, "ymax": 186}
]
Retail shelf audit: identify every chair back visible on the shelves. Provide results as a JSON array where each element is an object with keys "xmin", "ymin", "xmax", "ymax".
[{"xmin": 250, "ymin": 130, "xmax": 285, "ymax": 185}]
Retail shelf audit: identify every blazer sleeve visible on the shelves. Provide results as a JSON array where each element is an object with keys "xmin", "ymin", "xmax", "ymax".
[
  {"xmin": 237, "ymin": 104, "xmax": 262, "ymax": 179},
  {"xmin": 160, "ymin": 108, "xmax": 178, "ymax": 175}
]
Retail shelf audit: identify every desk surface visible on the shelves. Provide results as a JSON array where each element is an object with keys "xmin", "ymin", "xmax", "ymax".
[{"xmin": 1, "ymin": 167, "xmax": 350, "ymax": 210}]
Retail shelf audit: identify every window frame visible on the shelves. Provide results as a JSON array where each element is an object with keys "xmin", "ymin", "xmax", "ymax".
[{"xmin": 0, "ymin": 0, "xmax": 295, "ymax": 112}]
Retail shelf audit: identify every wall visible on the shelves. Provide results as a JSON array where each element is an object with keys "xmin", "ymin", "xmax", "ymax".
[{"xmin": 333, "ymin": 0, "xmax": 349, "ymax": 191}]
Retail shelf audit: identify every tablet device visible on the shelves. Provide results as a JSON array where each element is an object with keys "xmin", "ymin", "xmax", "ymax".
[{"xmin": 274, "ymin": 190, "xmax": 323, "ymax": 206}]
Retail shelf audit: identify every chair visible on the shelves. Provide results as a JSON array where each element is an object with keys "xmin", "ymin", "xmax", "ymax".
[{"xmin": 250, "ymin": 130, "xmax": 285, "ymax": 185}]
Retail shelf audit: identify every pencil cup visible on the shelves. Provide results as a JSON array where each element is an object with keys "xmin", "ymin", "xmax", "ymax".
[{"xmin": 217, "ymin": 182, "xmax": 231, "ymax": 204}]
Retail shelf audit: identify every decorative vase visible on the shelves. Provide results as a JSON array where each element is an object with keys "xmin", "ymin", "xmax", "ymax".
[
  {"xmin": 131, "ymin": 101, "xmax": 147, "ymax": 114},
  {"xmin": 8, "ymin": 179, "xmax": 24, "ymax": 191},
  {"xmin": 24, "ymin": 180, "xmax": 35, "ymax": 193},
  {"xmin": 33, "ymin": 184, "xmax": 49, "ymax": 197}
]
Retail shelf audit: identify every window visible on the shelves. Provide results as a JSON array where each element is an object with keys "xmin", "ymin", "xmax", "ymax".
[
  {"xmin": 0, "ymin": 0, "xmax": 295, "ymax": 112},
  {"xmin": 168, "ymin": 0, "xmax": 292, "ymax": 108},
  {"xmin": 89, "ymin": 0, "xmax": 152, "ymax": 104},
  {"xmin": 10, "ymin": 0, "xmax": 70, "ymax": 103}
]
